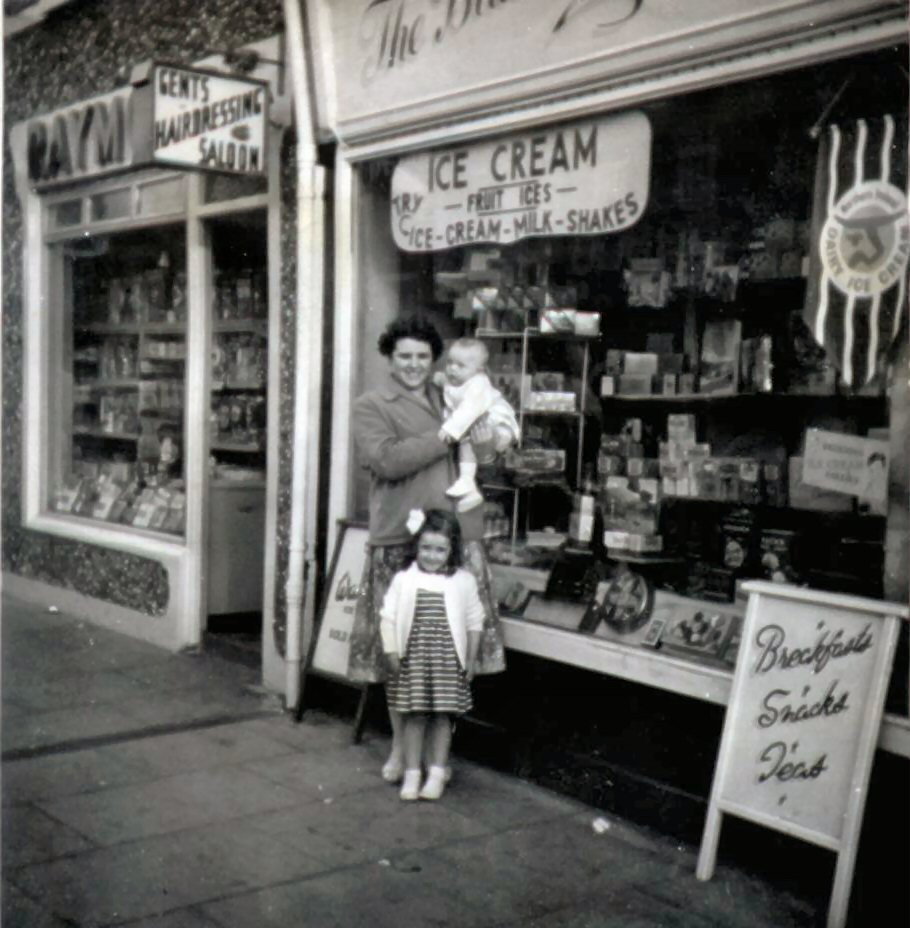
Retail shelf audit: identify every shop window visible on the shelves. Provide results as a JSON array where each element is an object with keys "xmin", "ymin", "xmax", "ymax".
[
  {"xmin": 52, "ymin": 224, "xmax": 189, "ymax": 536},
  {"xmin": 349, "ymin": 46, "xmax": 905, "ymax": 624},
  {"xmin": 90, "ymin": 188, "xmax": 132, "ymax": 222},
  {"xmin": 51, "ymin": 198, "xmax": 83, "ymax": 229},
  {"xmin": 202, "ymin": 173, "xmax": 267, "ymax": 204},
  {"xmin": 136, "ymin": 177, "xmax": 186, "ymax": 217}
]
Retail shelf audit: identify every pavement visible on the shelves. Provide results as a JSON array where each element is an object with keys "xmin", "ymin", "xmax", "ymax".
[{"xmin": 1, "ymin": 591, "xmax": 821, "ymax": 928}]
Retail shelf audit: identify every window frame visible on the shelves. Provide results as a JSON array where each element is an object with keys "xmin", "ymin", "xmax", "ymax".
[{"xmin": 21, "ymin": 166, "xmax": 271, "ymax": 558}]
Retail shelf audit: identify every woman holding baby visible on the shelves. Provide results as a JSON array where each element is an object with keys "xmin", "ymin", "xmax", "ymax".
[{"xmin": 346, "ymin": 315, "xmax": 516, "ymax": 785}]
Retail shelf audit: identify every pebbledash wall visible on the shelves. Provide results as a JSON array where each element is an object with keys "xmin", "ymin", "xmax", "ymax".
[{"xmin": 1, "ymin": 0, "xmax": 306, "ymax": 663}]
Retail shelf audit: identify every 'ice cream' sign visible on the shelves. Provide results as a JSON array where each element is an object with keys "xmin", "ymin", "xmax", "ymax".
[{"xmin": 390, "ymin": 111, "xmax": 650, "ymax": 251}]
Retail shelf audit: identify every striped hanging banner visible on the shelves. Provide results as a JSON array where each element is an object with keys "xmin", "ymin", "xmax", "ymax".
[{"xmin": 803, "ymin": 114, "xmax": 909, "ymax": 388}]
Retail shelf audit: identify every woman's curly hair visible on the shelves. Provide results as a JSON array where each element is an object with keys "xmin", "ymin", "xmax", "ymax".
[{"xmin": 377, "ymin": 316, "xmax": 444, "ymax": 360}]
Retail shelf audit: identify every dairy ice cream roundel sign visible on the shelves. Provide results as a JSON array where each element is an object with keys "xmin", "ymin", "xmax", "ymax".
[{"xmin": 390, "ymin": 111, "xmax": 651, "ymax": 252}]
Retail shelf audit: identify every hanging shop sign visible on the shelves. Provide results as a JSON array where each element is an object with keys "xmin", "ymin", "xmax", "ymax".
[
  {"xmin": 390, "ymin": 111, "xmax": 650, "ymax": 252},
  {"xmin": 697, "ymin": 582, "xmax": 904, "ymax": 928},
  {"xmin": 13, "ymin": 64, "xmax": 269, "ymax": 194},
  {"xmin": 309, "ymin": 0, "xmax": 901, "ymax": 142},
  {"xmin": 134, "ymin": 64, "xmax": 269, "ymax": 176}
]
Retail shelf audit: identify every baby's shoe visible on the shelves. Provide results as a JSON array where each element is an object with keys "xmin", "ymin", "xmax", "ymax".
[
  {"xmin": 445, "ymin": 476, "xmax": 477, "ymax": 499},
  {"xmin": 419, "ymin": 765, "xmax": 447, "ymax": 801},
  {"xmin": 456, "ymin": 490, "xmax": 484, "ymax": 512},
  {"xmin": 400, "ymin": 769, "xmax": 422, "ymax": 801}
]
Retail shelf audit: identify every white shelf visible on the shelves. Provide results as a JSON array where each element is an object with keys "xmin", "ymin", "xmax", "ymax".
[{"xmin": 501, "ymin": 615, "xmax": 733, "ymax": 705}]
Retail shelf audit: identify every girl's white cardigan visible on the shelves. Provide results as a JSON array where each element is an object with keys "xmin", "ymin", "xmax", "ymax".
[{"xmin": 379, "ymin": 563, "xmax": 484, "ymax": 668}]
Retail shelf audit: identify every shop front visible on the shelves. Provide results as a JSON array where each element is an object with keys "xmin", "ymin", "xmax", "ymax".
[
  {"xmin": 308, "ymin": 0, "xmax": 908, "ymax": 915},
  {"xmin": 3, "ymin": 6, "xmax": 299, "ymax": 687}
]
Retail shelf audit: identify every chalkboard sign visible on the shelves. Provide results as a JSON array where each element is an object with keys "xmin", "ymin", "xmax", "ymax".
[
  {"xmin": 297, "ymin": 521, "xmax": 370, "ymax": 739},
  {"xmin": 697, "ymin": 581, "xmax": 905, "ymax": 928}
]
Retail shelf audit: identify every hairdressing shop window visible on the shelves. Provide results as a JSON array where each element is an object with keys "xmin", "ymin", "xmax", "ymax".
[{"xmin": 52, "ymin": 223, "xmax": 189, "ymax": 535}]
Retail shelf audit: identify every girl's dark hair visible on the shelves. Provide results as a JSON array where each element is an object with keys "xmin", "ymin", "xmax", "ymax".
[
  {"xmin": 377, "ymin": 316, "xmax": 444, "ymax": 360},
  {"xmin": 412, "ymin": 508, "xmax": 462, "ymax": 573}
]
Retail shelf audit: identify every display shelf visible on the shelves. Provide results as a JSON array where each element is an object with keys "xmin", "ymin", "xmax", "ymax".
[
  {"xmin": 600, "ymin": 391, "xmax": 885, "ymax": 403},
  {"xmin": 477, "ymin": 327, "xmax": 598, "ymax": 341},
  {"xmin": 211, "ymin": 380, "xmax": 267, "ymax": 392},
  {"xmin": 605, "ymin": 551, "xmax": 685, "ymax": 564},
  {"xmin": 211, "ymin": 440, "xmax": 263, "ymax": 452},
  {"xmin": 78, "ymin": 378, "xmax": 142, "ymax": 389},
  {"xmin": 501, "ymin": 615, "xmax": 734, "ymax": 704},
  {"xmin": 481, "ymin": 321, "xmax": 592, "ymax": 553},
  {"xmin": 78, "ymin": 322, "xmax": 187, "ymax": 336},
  {"xmin": 214, "ymin": 318, "xmax": 268, "ymax": 335},
  {"xmin": 523, "ymin": 408, "xmax": 582, "ymax": 418},
  {"xmin": 73, "ymin": 427, "xmax": 139, "ymax": 441},
  {"xmin": 660, "ymin": 495, "xmax": 886, "ymax": 523}
]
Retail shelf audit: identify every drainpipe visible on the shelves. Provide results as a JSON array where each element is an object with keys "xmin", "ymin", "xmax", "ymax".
[{"xmin": 282, "ymin": 0, "xmax": 326, "ymax": 712}]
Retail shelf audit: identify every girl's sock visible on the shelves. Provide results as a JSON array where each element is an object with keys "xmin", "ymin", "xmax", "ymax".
[
  {"xmin": 400, "ymin": 768, "xmax": 422, "ymax": 801},
  {"xmin": 419, "ymin": 765, "xmax": 447, "ymax": 800}
]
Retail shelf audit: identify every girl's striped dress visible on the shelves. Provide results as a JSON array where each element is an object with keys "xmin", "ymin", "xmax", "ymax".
[{"xmin": 387, "ymin": 586, "xmax": 472, "ymax": 715}]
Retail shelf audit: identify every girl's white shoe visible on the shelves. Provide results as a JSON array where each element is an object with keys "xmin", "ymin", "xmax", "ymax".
[
  {"xmin": 419, "ymin": 765, "xmax": 447, "ymax": 801},
  {"xmin": 400, "ymin": 769, "xmax": 422, "ymax": 801},
  {"xmin": 382, "ymin": 756, "xmax": 404, "ymax": 784}
]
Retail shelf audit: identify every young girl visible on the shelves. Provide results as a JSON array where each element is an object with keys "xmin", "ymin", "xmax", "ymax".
[{"xmin": 380, "ymin": 508, "xmax": 484, "ymax": 801}]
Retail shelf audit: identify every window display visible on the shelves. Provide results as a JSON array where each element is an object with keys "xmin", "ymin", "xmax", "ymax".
[
  {"xmin": 208, "ymin": 213, "xmax": 268, "ymax": 481},
  {"xmin": 56, "ymin": 225, "xmax": 188, "ymax": 535},
  {"xmin": 349, "ymin": 48, "xmax": 905, "ymax": 678}
]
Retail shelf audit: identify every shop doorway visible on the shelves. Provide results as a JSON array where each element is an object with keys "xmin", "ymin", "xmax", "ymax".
[{"xmin": 204, "ymin": 210, "xmax": 269, "ymax": 665}]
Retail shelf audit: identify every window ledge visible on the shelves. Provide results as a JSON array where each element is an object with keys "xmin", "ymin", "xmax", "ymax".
[{"xmin": 24, "ymin": 511, "xmax": 186, "ymax": 561}]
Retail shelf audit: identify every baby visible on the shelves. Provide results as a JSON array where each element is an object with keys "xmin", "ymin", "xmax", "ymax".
[{"xmin": 436, "ymin": 338, "xmax": 520, "ymax": 511}]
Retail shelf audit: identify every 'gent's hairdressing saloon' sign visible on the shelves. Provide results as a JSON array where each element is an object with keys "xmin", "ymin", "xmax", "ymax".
[
  {"xmin": 390, "ymin": 111, "xmax": 650, "ymax": 252},
  {"xmin": 141, "ymin": 64, "xmax": 269, "ymax": 175}
]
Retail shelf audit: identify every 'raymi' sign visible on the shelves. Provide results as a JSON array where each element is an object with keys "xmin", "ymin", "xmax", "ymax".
[
  {"xmin": 23, "ymin": 88, "xmax": 135, "ymax": 189},
  {"xmin": 390, "ymin": 111, "xmax": 650, "ymax": 252},
  {"xmin": 139, "ymin": 64, "xmax": 269, "ymax": 176}
]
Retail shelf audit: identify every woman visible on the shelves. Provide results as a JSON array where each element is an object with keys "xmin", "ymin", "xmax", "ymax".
[{"xmin": 347, "ymin": 315, "xmax": 507, "ymax": 783}]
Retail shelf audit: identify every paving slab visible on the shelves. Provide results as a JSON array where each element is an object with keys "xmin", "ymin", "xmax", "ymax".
[
  {"xmin": 227, "ymin": 713, "xmax": 358, "ymax": 752},
  {"xmin": 2, "ymin": 745, "xmax": 150, "ymax": 806},
  {"xmin": 7, "ymin": 816, "xmax": 338, "ymax": 926},
  {"xmin": 240, "ymin": 742, "xmax": 388, "ymax": 799},
  {"xmin": 113, "ymin": 908, "xmax": 221, "ymax": 928},
  {"xmin": 35, "ymin": 766, "xmax": 305, "ymax": 846},
  {"xmin": 3, "ymin": 666, "xmax": 160, "ymax": 713},
  {"xmin": 199, "ymin": 856, "xmax": 493, "ymax": 928},
  {"xmin": 95, "ymin": 724, "xmax": 296, "ymax": 780},
  {"xmin": 2, "ymin": 878, "xmax": 71, "ymax": 928},
  {"xmin": 2, "ymin": 803, "xmax": 96, "ymax": 868}
]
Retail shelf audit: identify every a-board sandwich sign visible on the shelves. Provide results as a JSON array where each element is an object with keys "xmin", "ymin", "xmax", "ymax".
[
  {"xmin": 696, "ymin": 581, "xmax": 905, "ymax": 928},
  {"xmin": 309, "ymin": 522, "xmax": 369, "ymax": 680}
]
